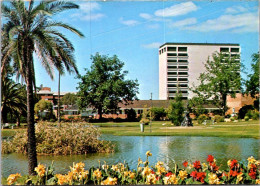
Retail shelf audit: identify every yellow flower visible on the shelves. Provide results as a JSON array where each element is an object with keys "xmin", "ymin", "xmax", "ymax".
[
  {"xmin": 163, "ymin": 174, "xmax": 179, "ymax": 185},
  {"xmin": 227, "ymin": 160, "xmax": 232, "ymax": 167},
  {"xmin": 56, "ymin": 174, "xmax": 67, "ymax": 185},
  {"xmin": 156, "ymin": 161, "xmax": 164, "ymax": 166},
  {"xmin": 202, "ymin": 163, "xmax": 208, "ymax": 171},
  {"xmin": 78, "ymin": 170, "xmax": 89, "ymax": 181},
  {"xmin": 93, "ymin": 169, "xmax": 102, "ymax": 180},
  {"xmin": 247, "ymin": 156, "xmax": 256, "ymax": 164},
  {"xmin": 35, "ymin": 164, "xmax": 46, "ymax": 177},
  {"xmin": 256, "ymin": 179, "xmax": 260, "ymax": 184},
  {"xmin": 123, "ymin": 171, "xmax": 130, "ymax": 177},
  {"xmin": 138, "ymin": 167, "xmax": 142, "ymax": 172},
  {"xmin": 146, "ymin": 151, "xmax": 152, "ymax": 157},
  {"xmin": 129, "ymin": 172, "xmax": 136, "ymax": 179},
  {"xmin": 145, "ymin": 173, "xmax": 157, "ymax": 185},
  {"xmin": 101, "ymin": 177, "xmax": 117, "ymax": 185},
  {"xmin": 102, "ymin": 165, "xmax": 109, "ymax": 170},
  {"xmin": 208, "ymin": 173, "xmax": 220, "ymax": 185},
  {"xmin": 142, "ymin": 167, "xmax": 152, "ymax": 177},
  {"xmin": 256, "ymin": 160, "xmax": 260, "ymax": 166},
  {"xmin": 178, "ymin": 170, "xmax": 187, "ymax": 180},
  {"xmin": 111, "ymin": 165, "xmax": 119, "ymax": 172},
  {"xmin": 66, "ymin": 171, "xmax": 76, "ymax": 184},
  {"xmin": 138, "ymin": 158, "xmax": 143, "ymax": 165},
  {"xmin": 236, "ymin": 173, "xmax": 243, "ymax": 183},
  {"xmin": 7, "ymin": 173, "xmax": 21, "ymax": 185},
  {"xmin": 156, "ymin": 166, "xmax": 166, "ymax": 175}
]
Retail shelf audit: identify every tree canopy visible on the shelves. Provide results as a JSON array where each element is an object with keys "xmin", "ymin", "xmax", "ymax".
[
  {"xmin": 168, "ymin": 91, "xmax": 185, "ymax": 126},
  {"xmin": 191, "ymin": 52, "xmax": 242, "ymax": 115},
  {"xmin": 77, "ymin": 53, "xmax": 139, "ymax": 120},
  {"xmin": 245, "ymin": 53, "xmax": 259, "ymax": 98},
  {"xmin": 61, "ymin": 93, "xmax": 77, "ymax": 106}
]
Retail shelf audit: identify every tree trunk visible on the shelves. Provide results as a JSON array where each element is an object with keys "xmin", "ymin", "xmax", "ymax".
[
  {"xmin": 222, "ymin": 93, "xmax": 227, "ymax": 116},
  {"xmin": 1, "ymin": 106, "xmax": 7, "ymax": 124},
  {"xmin": 58, "ymin": 72, "xmax": 61, "ymax": 126},
  {"xmin": 98, "ymin": 106, "xmax": 103, "ymax": 120},
  {"xmin": 16, "ymin": 113, "xmax": 21, "ymax": 127}
]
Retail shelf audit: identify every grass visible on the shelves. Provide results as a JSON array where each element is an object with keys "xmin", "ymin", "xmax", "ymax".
[{"xmin": 1, "ymin": 120, "xmax": 259, "ymax": 139}]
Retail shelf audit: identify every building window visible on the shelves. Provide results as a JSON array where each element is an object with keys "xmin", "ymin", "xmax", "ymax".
[
  {"xmin": 179, "ymin": 84, "xmax": 188, "ymax": 87},
  {"xmin": 167, "ymin": 84, "xmax": 177, "ymax": 87},
  {"xmin": 178, "ymin": 59, "xmax": 188, "ymax": 63},
  {"xmin": 178, "ymin": 72, "xmax": 188, "ymax": 75},
  {"xmin": 159, "ymin": 50, "xmax": 161, "ymax": 55},
  {"xmin": 178, "ymin": 66, "xmax": 188, "ymax": 69},
  {"xmin": 168, "ymin": 66, "xmax": 177, "ymax": 69},
  {"xmin": 168, "ymin": 59, "xmax": 177, "ymax": 62},
  {"xmin": 167, "ymin": 53, "xmax": 177, "ymax": 56},
  {"xmin": 164, "ymin": 48, "xmax": 166, "ymax": 52},
  {"xmin": 167, "ymin": 72, "xmax": 177, "ymax": 75},
  {"xmin": 168, "ymin": 78, "xmax": 177, "ymax": 81},
  {"xmin": 178, "ymin": 78, "xmax": 188, "ymax": 81},
  {"xmin": 181, "ymin": 90, "xmax": 188, "ymax": 93},
  {"xmin": 178, "ymin": 53, "xmax": 188, "ymax": 56},
  {"xmin": 231, "ymin": 48, "xmax": 239, "ymax": 52},
  {"xmin": 169, "ymin": 90, "xmax": 176, "ymax": 93},
  {"xmin": 178, "ymin": 47, "xmax": 187, "ymax": 52},
  {"xmin": 167, "ymin": 47, "xmax": 176, "ymax": 51},
  {"xmin": 220, "ymin": 47, "xmax": 229, "ymax": 52}
]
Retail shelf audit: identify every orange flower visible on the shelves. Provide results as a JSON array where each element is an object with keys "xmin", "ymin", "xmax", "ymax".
[
  {"xmin": 101, "ymin": 177, "xmax": 117, "ymax": 185},
  {"xmin": 7, "ymin": 173, "xmax": 21, "ymax": 185},
  {"xmin": 35, "ymin": 164, "xmax": 46, "ymax": 177}
]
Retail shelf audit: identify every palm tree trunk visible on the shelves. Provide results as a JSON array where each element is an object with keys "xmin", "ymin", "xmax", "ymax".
[{"xmin": 58, "ymin": 72, "xmax": 61, "ymax": 126}]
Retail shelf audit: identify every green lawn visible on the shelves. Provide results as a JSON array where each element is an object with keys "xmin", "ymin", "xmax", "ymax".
[{"xmin": 1, "ymin": 120, "xmax": 259, "ymax": 139}]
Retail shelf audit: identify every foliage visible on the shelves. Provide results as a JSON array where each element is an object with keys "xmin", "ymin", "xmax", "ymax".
[
  {"xmin": 126, "ymin": 108, "xmax": 137, "ymax": 122},
  {"xmin": 213, "ymin": 115, "xmax": 224, "ymax": 123},
  {"xmin": 254, "ymin": 99, "xmax": 259, "ymax": 111},
  {"xmin": 168, "ymin": 92, "xmax": 185, "ymax": 126},
  {"xmin": 140, "ymin": 106, "xmax": 150, "ymax": 125},
  {"xmin": 34, "ymin": 100, "xmax": 55, "ymax": 121},
  {"xmin": 244, "ymin": 116, "xmax": 249, "ymax": 121},
  {"xmin": 245, "ymin": 110, "xmax": 259, "ymax": 120},
  {"xmin": 61, "ymin": 93, "xmax": 77, "ymax": 106},
  {"xmin": 191, "ymin": 52, "xmax": 242, "ymax": 115},
  {"xmin": 1, "ymin": 77, "xmax": 27, "ymax": 124},
  {"xmin": 2, "ymin": 0, "xmax": 84, "ymax": 174},
  {"xmin": 230, "ymin": 117, "xmax": 235, "ymax": 122},
  {"xmin": 238, "ymin": 105, "xmax": 254, "ymax": 119},
  {"xmin": 2, "ymin": 122, "xmax": 114, "ymax": 155},
  {"xmin": 245, "ymin": 53, "xmax": 259, "ymax": 98},
  {"xmin": 6, "ymin": 152, "xmax": 260, "ymax": 185},
  {"xmin": 77, "ymin": 53, "xmax": 139, "ymax": 120},
  {"xmin": 150, "ymin": 107, "xmax": 166, "ymax": 121},
  {"xmin": 197, "ymin": 114, "xmax": 209, "ymax": 124},
  {"xmin": 188, "ymin": 97, "xmax": 208, "ymax": 117}
]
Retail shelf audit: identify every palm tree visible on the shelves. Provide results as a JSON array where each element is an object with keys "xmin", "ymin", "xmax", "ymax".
[
  {"xmin": 1, "ymin": 78, "xmax": 26, "ymax": 126},
  {"xmin": 1, "ymin": 0, "xmax": 84, "ymax": 174}
]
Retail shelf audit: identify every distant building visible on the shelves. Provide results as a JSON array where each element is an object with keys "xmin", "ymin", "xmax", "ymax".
[{"xmin": 158, "ymin": 42, "xmax": 241, "ymax": 100}]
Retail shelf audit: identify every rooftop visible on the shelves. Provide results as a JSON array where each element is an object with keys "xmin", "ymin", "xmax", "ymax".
[{"xmin": 159, "ymin": 42, "xmax": 240, "ymax": 48}]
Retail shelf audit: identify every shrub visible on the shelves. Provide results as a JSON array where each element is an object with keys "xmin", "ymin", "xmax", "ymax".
[
  {"xmin": 244, "ymin": 116, "xmax": 249, "ymax": 121},
  {"xmin": 238, "ymin": 105, "xmax": 254, "ymax": 119},
  {"xmin": 197, "ymin": 114, "xmax": 208, "ymax": 124},
  {"xmin": 1, "ymin": 122, "xmax": 114, "ymax": 155},
  {"xmin": 247, "ymin": 110, "xmax": 259, "ymax": 120},
  {"xmin": 150, "ymin": 107, "xmax": 166, "ymax": 121},
  {"xmin": 140, "ymin": 118, "xmax": 150, "ymax": 125},
  {"xmin": 213, "ymin": 115, "xmax": 224, "ymax": 123},
  {"xmin": 168, "ymin": 92, "xmax": 185, "ymax": 126},
  {"xmin": 126, "ymin": 108, "xmax": 137, "ymax": 122},
  {"xmin": 230, "ymin": 117, "xmax": 235, "ymax": 121}
]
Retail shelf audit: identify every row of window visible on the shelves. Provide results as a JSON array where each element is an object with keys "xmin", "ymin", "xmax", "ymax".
[
  {"xmin": 168, "ymin": 78, "xmax": 188, "ymax": 81},
  {"xmin": 168, "ymin": 90, "xmax": 188, "ymax": 93},
  {"xmin": 167, "ymin": 53, "xmax": 188, "ymax": 57},
  {"xmin": 167, "ymin": 72, "xmax": 188, "ymax": 75},
  {"xmin": 220, "ymin": 47, "xmax": 240, "ymax": 53},
  {"xmin": 168, "ymin": 66, "xmax": 188, "ymax": 69},
  {"xmin": 159, "ymin": 47, "xmax": 188, "ymax": 55},
  {"xmin": 168, "ymin": 59, "xmax": 188, "ymax": 63},
  {"xmin": 167, "ymin": 84, "xmax": 188, "ymax": 87}
]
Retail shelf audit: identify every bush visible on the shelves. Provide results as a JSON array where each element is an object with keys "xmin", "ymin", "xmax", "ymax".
[
  {"xmin": 197, "ymin": 114, "xmax": 209, "ymax": 124},
  {"xmin": 246, "ymin": 110, "xmax": 259, "ymax": 120},
  {"xmin": 244, "ymin": 116, "xmax": 249, "ymax": 121},
  {"xmin": 140, "ymin": 118, "xmax": 150, "ymax": 125},
  {"xmin": 126, "ymin": 108, "xmax": 137, "ymax": 122},
  {"xmin": 150, "ymin": 107, "xmax": 166, "ymax": 121},
  {"xmin": 213, "ymin": 115, "xmax": 224, "ymax": 122},
  {"xmin": 252, "ymin": 111, "xmax": 259, "ymax": 120},
  {"xmin": 230, "ymin": 117, "xmax": 235, "ymax": 121},
  {"xmin": 2, "ymin": 122, "xmax": 114, "ymax": 155},
  {"xmin": 168, "ymin": 92, "xmax": 185, "ymax": 126},
  {"xmin": 238, "ymin": 105, "xmax": 254, "ymax": 119}
]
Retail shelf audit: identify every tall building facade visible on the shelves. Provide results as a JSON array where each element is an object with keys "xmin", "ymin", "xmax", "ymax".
[{"xmin": 159, "ymin": 43, "xmax": 240, "ymax": 100}]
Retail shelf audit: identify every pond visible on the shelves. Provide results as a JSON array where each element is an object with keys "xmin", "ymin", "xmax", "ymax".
[{"xmin": 2, "ymin": 135, "xmax": 260, "ymax": 177}]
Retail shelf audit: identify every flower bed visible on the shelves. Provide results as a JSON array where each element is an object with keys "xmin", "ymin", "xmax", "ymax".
[{"xmin": 6, "ymin": 151, "xmax": 260, "ymax": 185}]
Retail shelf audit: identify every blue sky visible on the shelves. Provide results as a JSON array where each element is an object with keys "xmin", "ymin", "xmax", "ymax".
[{"xmin": 33, "ymin": 1, "xmax": 259, "ymax": 100}]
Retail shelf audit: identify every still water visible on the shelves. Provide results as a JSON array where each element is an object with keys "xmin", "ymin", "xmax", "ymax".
[{"xmin": 2, "ymin": 135, "xmax": 260, "ymax": 177}]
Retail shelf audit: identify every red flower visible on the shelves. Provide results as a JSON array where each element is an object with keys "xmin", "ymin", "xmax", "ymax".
[
  {"xmin": 165, "ymin": 172, "xmax": 173, "ymax": 177},
  {"xmin": 151, "ymin": 170, "xmax": 155, "ymax": 174},
  {"xmin": 196, "ymin": 172, "xmax": 206, "ymax": 183},
  {"xmin": 207, "ymin": 155, "xmax": 214, "ymax": 163},
  {"xmin": 209, "ymin": 162, "xmax": 219, "ymax": 172},
  {"xmin": 190, "ymin": 171, "xmax": 197, "ymax": 178},
  {"xmin": 249, "ymin": 170, "xmax": 256, "ymax": 180},
  {"xmin": 193, "ymin": 161, "xmax": 201, "ymax": 170},
  {"xmin": 230, "ymin": 159, "xmax": 238, "ymax": 169},
  {"xmin": 229, "ymin": 170, "xmax": 240, "ymax": 177},
  {"xmin": 183, "ymin": 161, "xmax": 188, "ymax": 167}
]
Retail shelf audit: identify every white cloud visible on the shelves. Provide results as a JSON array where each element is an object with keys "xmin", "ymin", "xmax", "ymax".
[
  {"xmin": 70, "ymin": 2, "xmax": 104, "ymax": 21},
  {"xmin": 154, "ymin": 2, "xmax": 198, "ymax": 17},
  {"xmin": 140, "ymin": 13, "xmax": 153, "ymax": 20},
  {"xmin": 185, "ymin": 12, "xmax": 258, "ymax": 33},
  {"xmin": 147, "ymin": 24, "xmax": 160, "ymax": 29},
  {"xmin": 142, "ymin": 42, "xmax": 162, "ymax": 49},
  {"xmin": 119, "ymin": 17, "xmax": 139, "ymax": 26},
  {"xmin": 170, "ymin": 18, "xmax": 197, "ymax": 27},
  {"xmin": 225, "ymin": 5, "xmax": 248, "ymax": 14}
]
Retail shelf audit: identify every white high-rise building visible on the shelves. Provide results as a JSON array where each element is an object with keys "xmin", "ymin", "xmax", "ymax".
[{"xmin": 159, "ymin": 43, "xmax": 240, "ymax": 100}]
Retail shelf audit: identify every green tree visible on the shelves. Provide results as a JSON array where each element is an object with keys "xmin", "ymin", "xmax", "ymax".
[
  {"xmin": 150, "ymin": 107, "xmax": 166, "ymax": 121},
  {"xmin": 188, "ymin": 97, "xmax": 208, "ymax": 117},
  {"xmin": 191, "ymin": 52, "xmax": 242, "ymax": 116},
  {"xmin": 1, "ymin": 0, "xmax": 84, "ymax": 174},
  {"xmin": 61, "ymin": 93, "xmax": 77, "ymax": 106},
  {"xmin": 245, "ymin": 53, "xmax": 259, "ymax": 98},
  {"xmin": 168, "ymin": 91, "xmax": 185, "ymax": 126},
  {"xmin": 77, "ymin": 53, "xmax": 139, "ymax": 120},
  {"xmin": 1, "ymin": 78, "xmax": 27, "ymax": 126},
  {"xmin": 34, "ymin": 100, "xmax": 54, "ymax": 120},
  {"xmin": 126, "ymin": 108, "xmax": 137, "ymax": 121}
]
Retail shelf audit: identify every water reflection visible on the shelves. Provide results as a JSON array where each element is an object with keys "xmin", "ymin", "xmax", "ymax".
[{"xmin": 2, "ymin": 135, "xmax": 259, "ymax": 177}]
